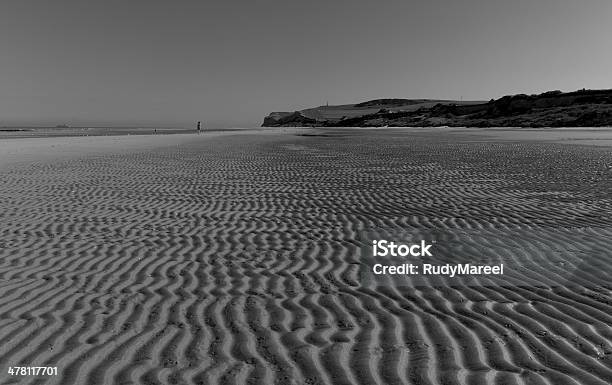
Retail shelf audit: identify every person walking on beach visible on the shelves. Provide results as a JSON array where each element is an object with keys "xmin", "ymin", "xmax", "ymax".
[{"xmin": 197, "ymin": 121, "xmax": 201, "ymax": 133}]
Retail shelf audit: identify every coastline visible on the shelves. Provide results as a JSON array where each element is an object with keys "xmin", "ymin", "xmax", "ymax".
[{"xmin": 263, "ymin": 89, "xmax": 612, "ymax": 128}]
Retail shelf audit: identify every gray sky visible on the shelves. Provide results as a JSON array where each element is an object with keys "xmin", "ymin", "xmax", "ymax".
[{"xmin": 0, "ymin": 0, "xmax": 610, "ymax": 127}]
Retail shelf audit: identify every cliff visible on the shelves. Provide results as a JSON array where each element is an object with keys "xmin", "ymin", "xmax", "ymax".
[
  {"xmin": 262, "ymin": 89, "xmax": 612, "ymax": 128},
  {"xmin": 262, "ymin": 111, "xmax": 319, "ymax": 127}
]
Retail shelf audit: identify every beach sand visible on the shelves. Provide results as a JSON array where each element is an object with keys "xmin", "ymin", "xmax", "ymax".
[{"xmin": 1, "ymin": 128, "xmax": 611, "ymax": 384}]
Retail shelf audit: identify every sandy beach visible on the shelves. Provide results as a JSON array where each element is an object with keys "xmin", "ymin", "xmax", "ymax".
[{"xmin": 1, "ymin": 127, "xmax": 611, "ymax": 385}]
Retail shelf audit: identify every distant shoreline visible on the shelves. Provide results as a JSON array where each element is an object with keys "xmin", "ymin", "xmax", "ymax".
[
  {"xmin": 0, "ymin": 126, "xmax": 249, "ymax": 139},
  {"xmin": 263, "ymin": 89, "xmax": 612, "ymax": 128}
]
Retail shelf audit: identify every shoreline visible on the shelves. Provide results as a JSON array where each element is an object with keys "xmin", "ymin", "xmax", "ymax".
[
  {"xmin": 0, "ymin": 127, "xmax": 310, "ymax": 172},
  {"xmin": 0, "ymin": 126, "xmax": 260, "ymax": 140}
]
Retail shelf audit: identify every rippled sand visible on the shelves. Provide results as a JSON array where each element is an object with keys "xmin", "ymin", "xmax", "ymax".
[{"xmin": 1, "ymin": 128, "xmax": 611, "ymax": 385}]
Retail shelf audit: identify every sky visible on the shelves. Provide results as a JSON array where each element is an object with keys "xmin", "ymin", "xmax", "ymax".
[{"xmin": 0, "ymin": 0, "xmax": 611, "ymax": 128}]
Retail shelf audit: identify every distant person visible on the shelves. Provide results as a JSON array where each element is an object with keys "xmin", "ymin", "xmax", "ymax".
[{"xmin": 197, "ymin": 121, "xmax": 201, "ymax": 133}]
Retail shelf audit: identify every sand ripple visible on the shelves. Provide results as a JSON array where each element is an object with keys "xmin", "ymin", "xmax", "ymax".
[{"xmin": 1, "ymin": 130, "xmax": 612, "ymax": 384}]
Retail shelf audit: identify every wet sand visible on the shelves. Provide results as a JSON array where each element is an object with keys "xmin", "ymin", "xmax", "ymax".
[
  {"xmin": 1, "ymin": 128, "xmax": 611, "ymax": 385},
  {"xmin": 0, "ymin": 127, "xmax": 196, "ymax": 139}
]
